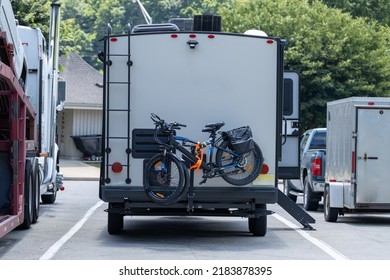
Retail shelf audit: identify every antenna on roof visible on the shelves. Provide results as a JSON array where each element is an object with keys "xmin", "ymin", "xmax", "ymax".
[{"xmin": 132, "ymin": 0, "xmax": 152, "ymax": 25}]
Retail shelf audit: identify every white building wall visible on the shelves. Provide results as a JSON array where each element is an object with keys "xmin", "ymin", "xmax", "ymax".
[{"xmin": 58, "ymin": 109, "xmax": 102, "ymax": 159}]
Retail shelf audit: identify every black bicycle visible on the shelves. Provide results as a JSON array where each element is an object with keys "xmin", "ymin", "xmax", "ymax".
[{"xmin": 144, "ymin": 113, "xmax": 264, "ymax": 205}]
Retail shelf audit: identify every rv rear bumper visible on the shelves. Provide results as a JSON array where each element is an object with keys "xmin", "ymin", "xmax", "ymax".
[{"xmin": 100, "ymin": 185, "xmax": 278, "ymax": 206}]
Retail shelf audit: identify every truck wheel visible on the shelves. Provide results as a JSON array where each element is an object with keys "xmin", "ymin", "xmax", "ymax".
[
  {"xmin": 324, "ymin": 185, "xmax": 338, "ymax": 222},
  {"xmin": 41, "ymin": 186, "xmax": 57, "ymax": 204},
  {"xmin": 303, "ymin": 178, "xmax": 319, "ymax": 211},
  {"xmin": 283, "ymin": 180, "xmax": 297, "ymax": 202},
  {"xmin": 20, "ymin": 160, "xmax": 33, "ymax": 229},
  {"xmin": 248, "ymin": 204, "xmax": 267, "ymax": 236},
  {"xmin": 32, "ymin": 160, "xmax": 40, "ymax": 223}
]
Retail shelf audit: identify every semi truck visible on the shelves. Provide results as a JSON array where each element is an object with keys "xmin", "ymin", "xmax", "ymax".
[
  {"xmin": 0, "ymin": 0, "xmax": 63, "ymax": 238},
  {"xmin": 324, "ymin": 97, "xmax": 390, "ymax": 222},
  {"xmin": 99, "ymin": 15, "xmax": 314, "ymax": 237}
]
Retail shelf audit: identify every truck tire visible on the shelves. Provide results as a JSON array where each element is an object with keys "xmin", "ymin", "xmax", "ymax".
[
  {"xmin": 20, "ymin": 160, "xmax": 33, "ymax": 229},
  {"xmin": 283, "ymin": 180, "xmax": 297, "ymax": 202},
  {"xmin": 41, "ymin": 186, "xmax": 57, "ymax": 204},
  {"xmin": 303, "ymin": 178, "xmax": 319, "ymax": 211},
  {"xmin": 248, "ymin": 204, "xmax": 267, "ymax": 236},
  {"xmin": 32, "ymin": 159, "xmax": 40, "ymax": 223},
  {"xmin": 324, "ymin": 185, "xmax": 338, "ymax": 222},
  {"xmin": 107, "ymin": 203, "xmax": 124, "ymax": 234}
]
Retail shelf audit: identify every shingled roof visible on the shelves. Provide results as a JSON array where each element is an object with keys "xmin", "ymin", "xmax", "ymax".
[{"xmin": 59, "ymin": 52, "xmax": 103, "ymax": 109}]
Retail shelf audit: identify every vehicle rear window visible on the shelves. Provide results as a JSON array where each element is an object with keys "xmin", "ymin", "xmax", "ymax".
[{"xmin": 309, "ymin": 131, "xmax": 326, "ymax": 149}]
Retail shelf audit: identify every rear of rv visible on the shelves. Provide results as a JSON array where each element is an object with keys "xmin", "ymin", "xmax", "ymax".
[{"xmin": 99, "ymin": 24, "xmax": 284, "ymax": 235}]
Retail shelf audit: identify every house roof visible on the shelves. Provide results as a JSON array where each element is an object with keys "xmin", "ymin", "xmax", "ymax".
[{"xmin": 59, "ymin": 52, "xmax": 103, "ymax": 109}]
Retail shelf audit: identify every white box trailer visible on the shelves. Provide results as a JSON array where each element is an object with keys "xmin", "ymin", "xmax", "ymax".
[
  {"xmin": 324, "ymin": 97, "xmax": 390, "ymax": 222},
  {"xmin": 99, "ymin": 19, "xmax": 312, "ymax": 236}
]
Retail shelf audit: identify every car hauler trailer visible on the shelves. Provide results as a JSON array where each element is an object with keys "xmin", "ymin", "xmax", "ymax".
[
  {"xmin": 324, "ymin": 97, "xmax": 390, "ymax": 222},
  {"xmin": 0, "ymin": 0, "xmax": 63, "ymax": 238},
  {"xmin": 99, "ymin": 16, "xmax": 313, "ymax": 236}
]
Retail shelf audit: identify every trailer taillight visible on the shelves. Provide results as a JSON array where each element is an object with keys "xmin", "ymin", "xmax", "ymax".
[
  {"xmin": 112, "ymin": 162, "xmax": 123, "ymax": 173},
  {"xmin": 311, "ymin": 157, "xmax": 322, "ymax": 176}
]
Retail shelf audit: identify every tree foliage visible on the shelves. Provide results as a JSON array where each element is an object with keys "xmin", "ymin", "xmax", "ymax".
[
  {"xmin": 219, "ymin": 0, "xmax": 390, "ymax": 129},
  {"xmin": 321, "ymin": 0, "xmax": 390, "ymax": 26}
]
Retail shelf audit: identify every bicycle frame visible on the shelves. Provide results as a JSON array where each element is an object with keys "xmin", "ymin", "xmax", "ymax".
[{"xmin": 171, "ymin": 135, "xmax": 241, "ymax": 172}]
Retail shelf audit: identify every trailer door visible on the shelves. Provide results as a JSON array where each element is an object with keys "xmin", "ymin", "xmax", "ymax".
[
  {"xmin": 278, "ymin": 71, "xmax": 300, "ymax": 179},
  {"xmin": 356, "ymin": 107, "xmax": 390, "ymax": 204}
]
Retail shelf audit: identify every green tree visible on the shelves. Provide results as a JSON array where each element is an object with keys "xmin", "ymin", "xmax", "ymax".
[
  {"xmin": 321, "ymin": 0, "xmax": 390, "ymax": 26},
  {"xmin": 12, "ymin": 0, "xmax": 51, "ymax": 36},
  {"xmin": 219, "ymin": 0, "xmax": 390, "ymax": 130}
]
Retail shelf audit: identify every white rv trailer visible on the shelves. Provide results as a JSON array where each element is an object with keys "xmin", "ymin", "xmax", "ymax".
[
  {"xmin": 99, "ymin": 18, "xmax": 310, "ymax": 236},
  {"xmin": 324, "ymin": 97, "xmax": 390, "ymax": 222}
]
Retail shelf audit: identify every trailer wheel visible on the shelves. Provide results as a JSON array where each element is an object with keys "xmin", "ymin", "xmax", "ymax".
[
  {"xmin": 20, "ymin": 160, "xmax": 33, "ymax": 229},
  {"xmin": 324, "ymin": 185, "xmax": 338, "ymax": 222},
  {"xmin": 107, "ymin": 203, "xmax": 124, "ymax": 235},
  {"xmin": 32, "ymin": 160, "xmax": 40, "ymax": 223},
  {"xmin": 108, "ymin": 213, "xmax": 124, "ymax": 235},
  {"xmin": 248, "ymin": 204, "xmax": 267, "ymax": 236},
  {"xmin": 303, "ymin": 178, "xmax": 319, "ymax": 211}
]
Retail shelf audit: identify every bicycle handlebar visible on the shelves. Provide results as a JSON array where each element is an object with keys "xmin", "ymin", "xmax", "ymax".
[{"xmin": 151, "ymin": 113, "xmax": 186, "ymax": 132}]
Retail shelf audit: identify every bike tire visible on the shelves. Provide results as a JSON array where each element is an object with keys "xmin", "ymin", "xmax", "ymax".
[
  {"xmin": 144, "ymin": 153, "xmax": 187, "ymax": 205},
  {"xmin": 216, "ymin": 140, "xmax": 263, "ymax": 186}
]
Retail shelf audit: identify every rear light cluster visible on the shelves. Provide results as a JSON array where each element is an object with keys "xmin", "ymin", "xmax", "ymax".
[{"xmin": 311, "ymin": 157, "xmax": 322, "ymax": 176}]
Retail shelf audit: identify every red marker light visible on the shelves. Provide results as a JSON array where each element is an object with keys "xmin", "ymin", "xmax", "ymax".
[
  {"xmin": 171, "ymin": 34, "xmax": 178, "ymax": 38},
  {"xmin": 112, "ymin": 162, "xmax": 123, "ymax": 173},
  {"xmin": 368, "ymin": 102, "xmax": 375, "ymax": 105},
  {"xmin": 110, "ymin": 38, "xmax": 118, "ymax": 42},
  {"xmin": 208, "ymin": 34, "xmax": 215, "ymax": 39},
  {"xmin": 261, "ymin": 163, "xmax": 269, "ymax": 174},
  {"xmin": 266, "ymin": 40, "xmax": 274, "ymax": 44},
  {"xmin": 189, "ymin": 34, "xmax": 196, "ymax": 38}
]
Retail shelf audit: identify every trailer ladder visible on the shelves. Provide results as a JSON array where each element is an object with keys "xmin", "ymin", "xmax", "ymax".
[{"xmin": 103, "ymin": 26, "xmax": 133, "ymax": 185}]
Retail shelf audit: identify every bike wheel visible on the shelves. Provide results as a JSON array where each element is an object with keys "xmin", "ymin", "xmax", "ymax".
[
  {"xmin": 144, "ymin": 153, "xmax": 187, "ymax": 205},
  {"xmin": 216, "ymin": 140, "xmax": 263, "ymax": 186}
]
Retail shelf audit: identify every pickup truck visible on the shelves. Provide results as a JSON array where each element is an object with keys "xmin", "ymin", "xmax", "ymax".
[{"xmin": 283, "ymin": 128, "xmax": 326, "ymax": 211}]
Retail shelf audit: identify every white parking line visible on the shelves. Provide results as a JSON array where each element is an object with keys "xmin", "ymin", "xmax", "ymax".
[
  {"xmin": 39, "ymin": 201, "xmax": 104, "ymax": 260},
  {"xmin": 273, "ymin": 213, "xmax": 349, "ymax": 260}
]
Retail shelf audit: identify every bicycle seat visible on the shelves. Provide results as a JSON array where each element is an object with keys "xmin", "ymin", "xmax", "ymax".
[{"xmin": 202, "ymin": 122, "xmax": 225, "ymax": 133}]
